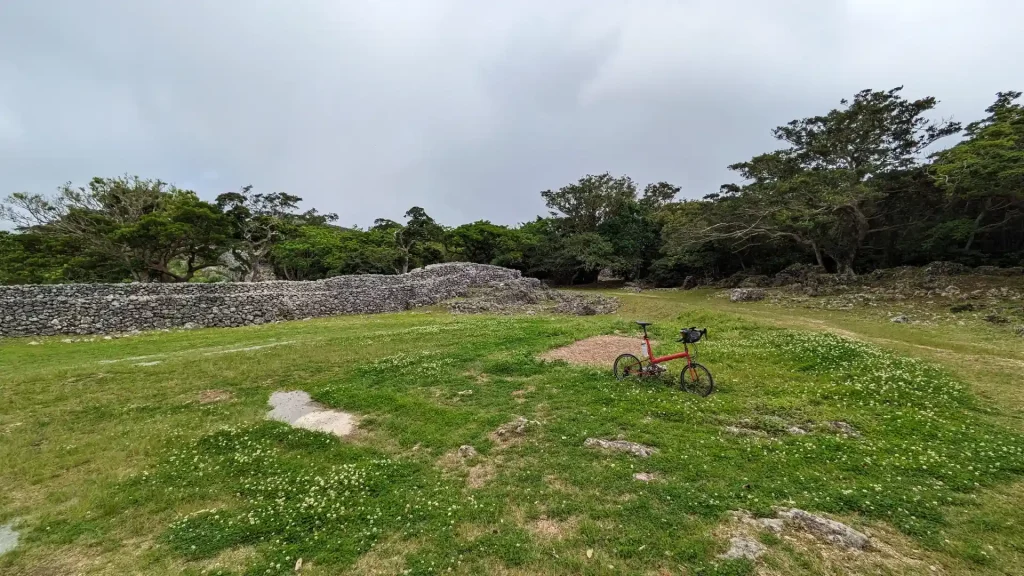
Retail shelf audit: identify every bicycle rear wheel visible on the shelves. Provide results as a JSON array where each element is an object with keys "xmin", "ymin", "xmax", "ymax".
[
  {"xmin": 680, "ymin": 362, "xmax": 714, "ymax": 396},
  {"xmin": 613, "ymin": 353, "xmax": 644, "ymax": 381}
]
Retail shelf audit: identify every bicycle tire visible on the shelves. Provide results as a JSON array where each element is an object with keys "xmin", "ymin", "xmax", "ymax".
[
  {"xmin": 613, "ymin": 353, "xmax": 644, "ymax": 381},
  {"xmin": 680, "ymin": 362, "xmax": 714, "ymax": 397}
]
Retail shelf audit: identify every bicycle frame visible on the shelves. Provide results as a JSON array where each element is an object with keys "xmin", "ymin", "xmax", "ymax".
[{"xmin": 642, "ymin": 335, "xmax": 694, "ymax": 368}]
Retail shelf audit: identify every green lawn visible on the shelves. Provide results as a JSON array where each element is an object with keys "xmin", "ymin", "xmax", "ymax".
[{"xmin": 2, "ymin": 292, "xmax": 1023, "ymax": 575}]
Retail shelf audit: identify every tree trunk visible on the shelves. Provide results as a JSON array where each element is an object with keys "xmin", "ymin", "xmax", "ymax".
[
  {"xmin": 810, "ymin": 241, "xmax": 825, "ymax": 268},
  {"xmin": 964, "ymin": 198, "xmax": 991, "ymax": 251}
]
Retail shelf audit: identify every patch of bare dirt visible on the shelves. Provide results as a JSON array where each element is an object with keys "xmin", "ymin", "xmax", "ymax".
[
  {"xmin": 467, "ymin": 462, "xmax": 496, "ymax": 488},
  {"xmin": 198, "ymin": 389, "xmax": 234, "ymax": 403},
  {"xmin": 528, "ymin": 516, "xmax": 578, "ymax": 540},
  {"xmin": 539, "ymin": 335, "xmax": 652, "ymax": 367}
]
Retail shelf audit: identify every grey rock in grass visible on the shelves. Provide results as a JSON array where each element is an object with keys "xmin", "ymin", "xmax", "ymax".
[
  {"xmin": 786, "ymin": 426, "xmax": 808, "ymax": 435},
  {"xmin": 681, "ymin": 275, "xmax": 698, "ymax": 290},
  {"xmin": 776, "ymin": 508, "xmax": 871, "ymax": 550},
  {"xmin": 584, "ymin": 438, "xmax": 657, "ymax": 458},
  {"xmin": 718, "ymin": 536, "xmax": 765, "ymax": 560},
  {"xmin": 0, "ymin": 524, "xmax": 18, "ymax": 556},
  {"xmin": 757, "ymin": 518, "xmax": 785, "ymax": 533},
  {"xmin": 494, "ymin": 416, "xmax": 536, "ymax": 438},
  {"xmin": 457, "ymin": 445, "xmax": 478, "ymax": 458},
  {"xmin": 729, "ymin": 288, "xmax": 766, "ymax": 302},
  {"xmin": 1014, "ymin": 325, "xmax": 1024, "ymax": 337},
  {"xmin": 729, "ymin": 510, "xmax": 784, "ymax": 534},
  {"xmin": 632, "ymin": 472, "xmax": 656, "ymax": 482},
  {"xmin": 267, "ymin": 390, "xmax": 355, "ymax": 438},
  {"xmin": 829, "ymin": 421, "xmax": 861, "ymax": 437},
  {"xmin": 889, "ymin": 314, "xmax": 909, "ymax": 323}
]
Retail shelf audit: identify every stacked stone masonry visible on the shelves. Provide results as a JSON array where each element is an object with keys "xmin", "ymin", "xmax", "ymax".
[{"xmin": 0, "ymin": 263, "xmax": 521, "ymax": 337}]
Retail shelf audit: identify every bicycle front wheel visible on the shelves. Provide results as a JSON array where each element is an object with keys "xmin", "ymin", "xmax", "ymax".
[
  {"xmin": 680, "ymin": 362, "xmax": 714, "ymax": 396},
  {"xmin": 613, "ymin": 353, "xmax": 644, "ymax": 381}
]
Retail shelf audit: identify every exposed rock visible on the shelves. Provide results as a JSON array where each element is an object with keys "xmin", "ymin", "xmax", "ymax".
[
  {"xmin": 445, "ymin": 279, "xmax": 619, "ymax": 316},
  {"xmin": 924, "ymin": 261, "xmax": 969, "ymax": 276},
  {"xmin": 786, "ymin": 426, "xmax": 808, "ymax": 435},
  {"xmin": 776, "ymin": 508, "xmax": 871, "ymax": 550},
  {"xmin": 773, "ymin": 263, "xmax": 827, "ymax": 286},
  {"xmin": 889, "ymin": 314, "xmax": 909, "ymax": 323},
  {"xmin": 974, "ymin": 265, "xmax": 1024, "ymax": 276},
  {"xmin": 738, "ymin": 275, "xmax": 772, "ymax": 288},
  {"xmin": 1015, "ymin": 325, "xmax": 1024, "ymax": 337},
  {"xmin": 681, "ymin": 275, "xmax": 698, "ymax": 290},
  {"xmin": 829, "ymin": 421, "xmax": 861, "ymax": 437},
  {"xmin": 730, "ymin": 288, "xmax": 766, "ymax": 302},
  {"xmin": 457, "ymin": 445, "xmax": 479, "ymax": 458},
  {"xmin": 632, "ymin": 472, "xmax": 656, "ymax": 482},
  {"xmin": 718, "ymin": 536, "xmax": 765, "ymax": 560},
  {"xmin": 267, "ymin": 391, "xmax": 356, "ymax": 437},
  {"xmin": 494, "ymin": 416, "xmax": 537, "ymax": 439},
  {"xmin": 729, "ymin": 510, "xmax": 786, "ymax": 535},
  {"xmin": 584, "ymin": 438, "xmax": 657, "ymax": 458},
  {"xmin": 0, "ymin": 523, "xmax": 18, "ymax": 556}
]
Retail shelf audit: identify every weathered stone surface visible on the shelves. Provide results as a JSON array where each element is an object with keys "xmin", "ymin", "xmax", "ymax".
[
  {"xmin": 632, "ymin": 472, "xmax": 657, "ymax": 482},
  {"xmin": 924, "ymin": 261, "xmax": 969, "ymax": 276},
  {"xmin": 583, "ymin": 438, "xmax": 657, "ymax": 458},
  {"xmin": 0, "ymin": 524, "xmax": 18, "ymax": 556},
  {"xmin": 457, "ymin": 445, "xmax": 479, "ymax": 458},
  {"xmin": 829, "ymin": 421, "xmax": 861, "ymax": 437},
  {"xmin": 776, "ymin": 508, "xmax": 871, "ymax": 550},
  {"xmin": 890, "ymin": 314, "xmax": 909, "ymax": 323},
  {"xmin": 267, "ymin": 390, "xmax": 356, "ymax": 437},
  {"xmin": 444, "ymin": 280, "xmax": 618, "ymax": 316},
  {"xmin": 494, "ymin": 416, "xmax": 536, "ymax": 438},
  {"xmin": 738, "ymin": 275, "xmax": 772, "ymax": 288},
  {"xmin": 718, "ymin": 536, "xmax": 765, "ymax": 560},
  {"xmin": 0, "ymin": 263, "xmax": 521, "ymax": 337},
  {"xmin": 681, "ymin": 275, "xmax": 698, "ymax": 290},
  {"xmin": 729, "ymin": 288, "xmax": 766, "ymax": 302}
]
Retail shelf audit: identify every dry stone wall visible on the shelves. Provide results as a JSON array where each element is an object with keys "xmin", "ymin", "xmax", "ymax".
[{"xmin": 0, "ymin": 263, "xmax": 520, "ymax": 337}]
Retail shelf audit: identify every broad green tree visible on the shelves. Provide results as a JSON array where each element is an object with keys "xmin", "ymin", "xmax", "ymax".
[
  {"xmin": 692, "ymin": 87, "xmax": 961, "ymax": 274},
  {"xmin": 932, "ymin": 91, "xmax": 1024, "ymax": 251},
  {"xmin": 1, "ymin": 176, "xmax": 233, "ymax": 282},
  {"xmin": 216, "ymin": 186, "xmax": 336, "ymax": 281}
]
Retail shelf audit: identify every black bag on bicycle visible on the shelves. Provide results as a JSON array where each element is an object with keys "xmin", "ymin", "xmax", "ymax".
[{"xmin": 679, "ymin": 328, "xmax": 705, "ymax": 344}]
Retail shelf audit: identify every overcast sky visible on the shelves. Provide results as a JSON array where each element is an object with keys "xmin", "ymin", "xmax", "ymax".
[{"xmin": 2, "ymin": 0, "xmax": 1022, "ymax": 228}]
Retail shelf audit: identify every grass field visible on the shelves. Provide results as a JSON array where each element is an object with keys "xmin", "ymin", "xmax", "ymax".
[{"xmin": 2, "ymin": 290, "xmax": 1024, "ymax": 575}]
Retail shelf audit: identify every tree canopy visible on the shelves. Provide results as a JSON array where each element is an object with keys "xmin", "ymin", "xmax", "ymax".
[{"xmin": 2, "ymin": 88, "xmax": 1022, "ymax": 285}]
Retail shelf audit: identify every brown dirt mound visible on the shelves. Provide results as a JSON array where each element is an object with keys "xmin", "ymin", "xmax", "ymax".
[{"xmin": 539, "ymin": 335, "xmax": 650, "ymax": 367}]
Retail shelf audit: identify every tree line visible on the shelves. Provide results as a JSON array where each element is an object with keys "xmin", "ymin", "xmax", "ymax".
[{"xmin": 2, "ymin": 87, "xmax": 1022, "ymax": 286}]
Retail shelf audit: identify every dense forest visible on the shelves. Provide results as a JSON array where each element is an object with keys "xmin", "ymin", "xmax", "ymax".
[{"xmin": 2, "ymin": 87, "xmax": 1022, "ymax": 286}]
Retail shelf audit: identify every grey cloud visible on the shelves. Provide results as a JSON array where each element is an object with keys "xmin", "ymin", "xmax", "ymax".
[{"xmin": 2, "ymin": 0, "xmax": 1022, "ymax": 228}]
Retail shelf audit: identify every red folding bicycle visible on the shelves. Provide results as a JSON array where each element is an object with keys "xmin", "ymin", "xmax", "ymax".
[{"xmin": 613, "ymin": 321, "xmax": 714, "ymax": 396}]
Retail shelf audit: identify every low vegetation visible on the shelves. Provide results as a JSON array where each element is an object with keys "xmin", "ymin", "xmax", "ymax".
[{"xmin": 2, "ymin": 289, "xmax": 1023, "ymax": 575}]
